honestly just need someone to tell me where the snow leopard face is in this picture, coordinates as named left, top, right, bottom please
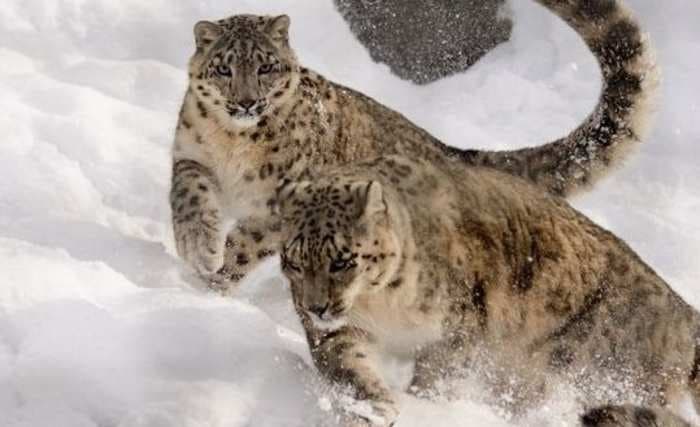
left=188, top=14, right=299, bottom=129
left=276, top=179, right=401, bottom=329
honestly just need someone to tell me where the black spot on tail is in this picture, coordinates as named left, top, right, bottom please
left=575, top=0, right=617, bottom=22
left=606, top=69, right=642, bottom=106
left=581, top=67, right=643, bottom=152
left=584, top=111, right=620, bottom=150
left=595, top=19, right=643, bottom=69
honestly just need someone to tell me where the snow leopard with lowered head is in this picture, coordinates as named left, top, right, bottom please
left=274, top=154, right=699, bottom=427
left=170, top=0, right=658, bottom=291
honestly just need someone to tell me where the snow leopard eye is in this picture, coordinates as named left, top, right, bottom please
left=258, top=63, right=274, bottom=75
left=215, top=64, right=232, bottom=76
left=329, top=258, right=357, bottom=274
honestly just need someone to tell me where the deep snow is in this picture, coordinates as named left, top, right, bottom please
left=0, top=1, right=699, bottom=426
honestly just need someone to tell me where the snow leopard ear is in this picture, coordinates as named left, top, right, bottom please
left=266, top=15, right=290, bottom=42
left=358, top=181, right=387, bottom=219
left=194, top=21, right=223, bottom=50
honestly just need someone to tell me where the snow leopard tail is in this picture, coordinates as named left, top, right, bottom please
left=580, top=404, right=691, bottom=427
left=458, top=0, right=660, bottom=198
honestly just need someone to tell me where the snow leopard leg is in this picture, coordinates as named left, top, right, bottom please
left=306, top=322, right=398, bottom=427
left=208, top=215, right=281, bottom=293
left=170, top=159, right=226, bottom=276
left=409, top=333, right=472, bottom=400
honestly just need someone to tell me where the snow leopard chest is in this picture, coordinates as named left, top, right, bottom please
left=175, top=128, right=299, bottom=220
left=351, top=292, right=445, bottom=356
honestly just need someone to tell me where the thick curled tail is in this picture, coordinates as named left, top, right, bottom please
left=457, top=0, right=660, bottom=198
left=580, top=405, right=691, bottom=427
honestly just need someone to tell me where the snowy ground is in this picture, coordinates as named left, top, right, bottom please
left=1, top=0, right=699, bottom=426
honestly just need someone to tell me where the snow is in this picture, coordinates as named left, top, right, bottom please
left=1, top=0, right=698, bottom=426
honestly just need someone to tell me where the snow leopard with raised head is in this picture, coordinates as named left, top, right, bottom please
left=170, top=0, right=658, bottom=290
left=273, top=154, right=699, bottom=427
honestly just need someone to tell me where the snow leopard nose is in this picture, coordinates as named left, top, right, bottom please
left=238, top=99, right=256, bottom=110
left=308, top=303, right=329, bottom=319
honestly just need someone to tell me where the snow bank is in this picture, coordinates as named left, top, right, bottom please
left=1, top=0, right=698, bottom=426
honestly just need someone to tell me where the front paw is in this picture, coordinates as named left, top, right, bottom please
left=174, top=216, right=224, bottom=275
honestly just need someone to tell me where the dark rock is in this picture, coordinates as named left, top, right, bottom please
left=334, top=0, right=513, bottom=84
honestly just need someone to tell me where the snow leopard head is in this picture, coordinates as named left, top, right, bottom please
left=188, top=14, right=299, bottom=129
left=276, top=178, right=402, bottom=330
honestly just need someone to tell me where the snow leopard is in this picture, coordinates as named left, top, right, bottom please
left=170, top=0, right=658, bottom=291
left=273, top=154, right=699, bottom=427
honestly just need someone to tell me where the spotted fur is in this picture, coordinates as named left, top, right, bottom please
left=170, top=0, right=658, bottom=290
left=275, top=156, right=698, bottom=426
